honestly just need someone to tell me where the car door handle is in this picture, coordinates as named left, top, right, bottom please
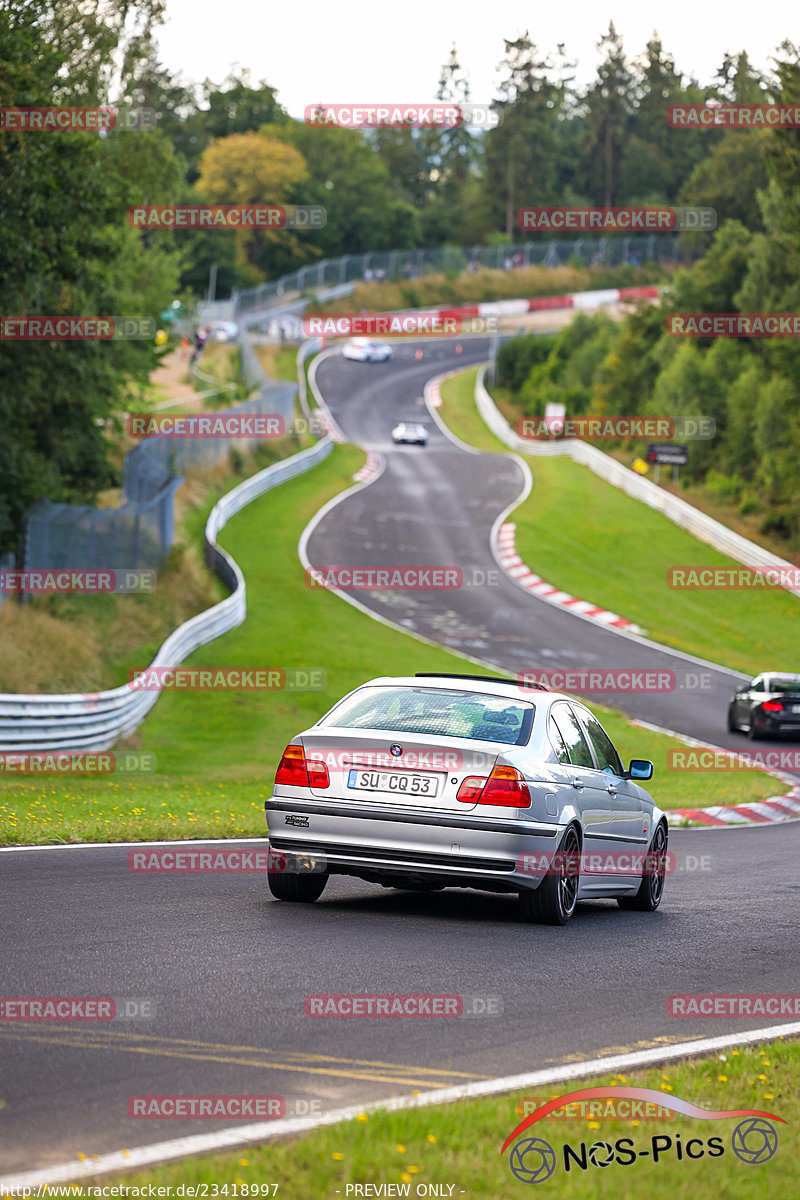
left=572, top=779, right=584, bottom=790
left=606, top=785, right=617, bottom=795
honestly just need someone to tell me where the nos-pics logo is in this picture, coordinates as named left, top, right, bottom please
left=501, top=1086, right=782, bottom=1184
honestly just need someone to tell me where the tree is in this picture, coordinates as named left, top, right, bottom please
left=267, top=121, right=421, bottom=260
left=485, top=32, right=570, bottom=235
left=0, top=0, right=181, bottom=556
left=579, top=23, right=634, bottom=206
left=622, top=36, right=712, bottom=203
left=195, top=131, right=309, bottom=278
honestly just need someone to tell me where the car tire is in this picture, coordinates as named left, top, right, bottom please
left=747, top=718, right=761, bottom=740
left=518, top=825, right=580, bottom=926
left=617, top=822, right=668, bottom=912
left=727, top=708, right=738, bottom=733
left=267, top=859, right=328, bottom=903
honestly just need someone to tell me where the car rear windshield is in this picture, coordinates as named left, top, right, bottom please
left=771, top=678, right=800, bottom=693
left=321, top=686, right=534, bottom=745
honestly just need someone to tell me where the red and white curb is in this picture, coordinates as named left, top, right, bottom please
left=668, top=791, right=800, bottom=827
left=428, top=379, right=443, bottom=407
left=631, top=721, right=800, bottom=828
left=311, top=407, right=345, bottom=444
left=415, top=285, right=660, bottom=324
left=353, top=451, right=383, bottom=484
left=496, top=523, right=643, bottom=632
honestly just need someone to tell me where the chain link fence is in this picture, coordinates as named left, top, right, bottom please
left=18, top=341, right=298, bottom=584
left=234, top=235, right=686, bottom=316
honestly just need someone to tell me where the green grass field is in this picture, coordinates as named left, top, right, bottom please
left=0, top=443, right=779, bottom=844
left=439, top=369, right=800, bottom=676
left=87, top=1037, right=798, bottom=1198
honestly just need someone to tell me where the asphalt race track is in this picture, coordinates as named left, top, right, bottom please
left=3, top=340, right=799, bottom=1176
left=1, top=823, right=797, bottom=1173
left=307, top=338, right=782, bottom=759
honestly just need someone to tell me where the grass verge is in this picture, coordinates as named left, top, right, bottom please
left=88, top=1037, right=798, bottom=1197
left=0, top=443, right=780, bottom=844
left=438, top=368, right=800, bottom=677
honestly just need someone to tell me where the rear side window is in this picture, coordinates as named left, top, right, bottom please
left=574, top=706, right=624, bottom=776
left=771, top=677, right=800, bottom=694
left=550, top=704, right=594, bottom=769
left=751, top=678, right=765, bottom=693
left=548, top=718, right=571, bottom=765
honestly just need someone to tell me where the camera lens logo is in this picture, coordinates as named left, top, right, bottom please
left=508, top=1137, right=557, bottom=1184
left=588, top=1140, right=615, bottom=1167
left=731, top=1117, right=778, bottom=1165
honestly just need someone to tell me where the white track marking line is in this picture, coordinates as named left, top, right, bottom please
left=2, top=1023, right=798, bottom=1188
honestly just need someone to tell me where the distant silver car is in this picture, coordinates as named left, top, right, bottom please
left=342, top=337, right=392, bottom=362
left=392, top=422, right=428, bottom=445
left=265, top=673, right=667, bottom=924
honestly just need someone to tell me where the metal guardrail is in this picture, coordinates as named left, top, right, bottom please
left=474, top=367, right=800, bottom=601
left=0, top=437, right=333, bottom=752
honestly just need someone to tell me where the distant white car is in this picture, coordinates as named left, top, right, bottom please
left=342, top=337, right=392, bottom=363
left=392, top=423, right=428, bottom=445
left=206, top=321, right=239, bottom=343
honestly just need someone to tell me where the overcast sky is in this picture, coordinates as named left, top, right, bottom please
left=154, top=0, right=794, bottom=114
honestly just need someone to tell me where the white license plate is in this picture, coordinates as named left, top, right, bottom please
left=347, top=768, right=439, bottom=798
left=792, top=705, right=800, bottom=714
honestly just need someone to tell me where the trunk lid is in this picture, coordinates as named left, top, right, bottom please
left=300, top=728, right=500, bottom=811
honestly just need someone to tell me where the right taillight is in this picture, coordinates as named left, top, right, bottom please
left=457, top=776, right=487, bottom=802
left=306, top=758, right=330, bottom=788
left=456, top=766, right=530, bottom=808
left=275, top=745, right=309, bottom=787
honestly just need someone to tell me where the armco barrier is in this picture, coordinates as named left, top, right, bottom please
left=475, top=367, right=800, bottom=601
left=0, top=437, right=332, bottom=753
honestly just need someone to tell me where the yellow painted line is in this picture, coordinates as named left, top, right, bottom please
left=549, top=1033, right=705, bottom=1065
left=0, top=1029, right=483, bottom=1088
left=0, top=1023, right=481, bottom=1078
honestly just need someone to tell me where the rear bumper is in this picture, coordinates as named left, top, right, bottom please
left=265, top=796, right=560, bottom=891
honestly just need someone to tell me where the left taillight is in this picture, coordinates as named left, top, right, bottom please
left=275, top=745, right=308, bottom=787
left=274, top=745, right=330, bottom=789
left=762, top=701, right=783, bottom=713
left=457, top=765, right=530, bottom=808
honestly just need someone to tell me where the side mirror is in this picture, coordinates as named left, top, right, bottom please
left=628, top=759, right=654, bottom=781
